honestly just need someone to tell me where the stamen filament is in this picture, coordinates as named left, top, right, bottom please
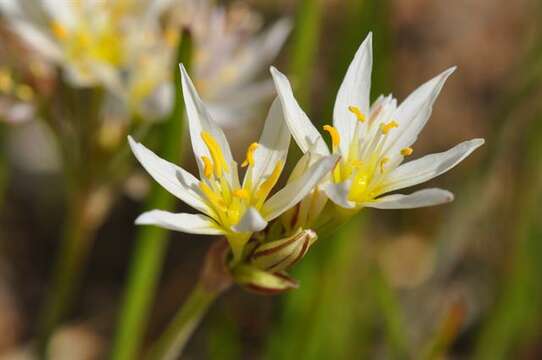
left=201, top=156, right=213, bottom=178
left=201, top=131, right=230, bottom=177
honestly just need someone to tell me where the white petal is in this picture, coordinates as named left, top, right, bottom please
left=333, top=33, right=372, bottom=154
left=41, top=0, right=77, bottom=28
left=135, top=210, right=223, bottom=235
left=8, top=20, right=63, bottom=61
left=232, top=207, right=268, bottom=233
left=128, top=136, right=210, bottom=215
left=262, top=155, right=340, bottom=221
left=247, top=97, right=290, bottom=188
left=385, top=67, right=456, bottom=156
left=214, top=18, right=292, bottom=95
left=365, top=188, right=454, bottom=209
left=270, top=66, right=329, bottom=155
left=179, top=64, right=237, bottom=182
left=324, top=180, right=356, bottom=209
left=382, top=138, right=484, bottom=193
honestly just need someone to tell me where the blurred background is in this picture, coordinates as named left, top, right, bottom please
left=1, top=0, right=541, bottom=359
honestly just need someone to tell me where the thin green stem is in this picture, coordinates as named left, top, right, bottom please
left=146, top=282, right=220, bottom=360
left=288, top=0, right=323, bottom=109
left=37, top=188, right=96, bottom=356
left=110, top=30, right=193, bottom=360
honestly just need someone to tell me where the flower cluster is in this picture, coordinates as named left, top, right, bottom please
left=130, top=34, right=484, bottom=293
left=0, top=0, right=290, bottom=125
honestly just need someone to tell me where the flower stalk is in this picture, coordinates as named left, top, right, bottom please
left=111, top=29, right=193, bottom=360
left=147, top=239, right=232, bottom=360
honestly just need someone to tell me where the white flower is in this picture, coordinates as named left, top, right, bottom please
left=161, top=0, right=292, bottom=127
left=0, top=0, right=291, bottom=127
left=129, top=65, right=338, bottom=262
left=271, top=33, right=484, bottom=211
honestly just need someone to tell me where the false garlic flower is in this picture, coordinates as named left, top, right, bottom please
left=161, top=0, right=292, bottom=126
left=0, top=0, right=291, bottom=126
left=271, top=33, right=484, bottom=211
left=129, top=65, right=338, bottom=263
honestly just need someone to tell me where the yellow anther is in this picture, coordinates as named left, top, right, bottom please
left=233, top=188, right=249, bottom=199
left=0, top=69, right=13, bottom=93
left=201, top=131, right=229, bottom=177
left=201, top=156, right=213, bottom=178
left=323, top=125, right=340, bottom=149
left=15, top=85, right=34, bottom=101
left=380, top=157, right=390, bottom=173
left=50, top=21, right=68, bottom=39
left=380, top=120, right=399, bottom=135
left=348, top=105, right=366, bottom=122
left=400, top=147, right=413, bottom=156
left=241, top=142, right=259, bottom=168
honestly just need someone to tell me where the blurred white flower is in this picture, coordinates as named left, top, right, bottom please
left=129, top=66, right=337, bottom=262
left=271, top=33, right=484, bottom=211
left=0, top=0, right=291, bottom=126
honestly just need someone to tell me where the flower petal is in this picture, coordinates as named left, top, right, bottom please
left=262, top=155, right=340, bottom=221
left=381, top=138, right=484, bottom=193
left=324, top=180, right=356, bottom=209
left=180, top=64, right=237, bottom=182
left=135, top=210, right=223, bottom=235
left=270, top=66, right=329, bottom=155
left=247, top=97, right=290, bottom=188
left=128, top=136, right=210, bottom=215
left=333, top=32, right=372, bottom=154
left=364, top=188, right=454, bottom=209
left=384, top=67, right=456, bottom=157
left=232, top=207, right=268, bottom=233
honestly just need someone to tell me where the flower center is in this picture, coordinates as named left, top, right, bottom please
left=198, top=132, right=282, bottom=230
left=323, top=105, right=414, bottom=204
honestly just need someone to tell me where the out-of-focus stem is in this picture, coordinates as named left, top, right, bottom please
left=110, top=30, right=192, bottom=360
left=0, top=124, right=7, bottom=211
left=288, top=0, right=323, bottom=109
left=36, top=187, right=97, bottom=356
left=36, top=86, right=105, bottom=356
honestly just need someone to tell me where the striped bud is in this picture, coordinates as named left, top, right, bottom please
left=232, top=265, right=298, bottom=295
left=249, top=229, right=317, bottom=272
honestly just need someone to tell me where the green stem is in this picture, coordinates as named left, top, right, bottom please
left=147, top=282, right=221, bottom=360
left=288, top=0, right=323, bottom=108
left=37, top=188, right=96, bottom=356
left=110, top=30, right=193, bottom=360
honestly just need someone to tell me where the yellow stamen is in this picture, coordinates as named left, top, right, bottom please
left=348, top=105, right=366, bottom=122
left=50, top=21, right=68, bottom=39
left=201, top=131, right=229, bottom=177
left=255, top=161, right=283, bottom=204
left=323, top=125, right=340, bottom=150
left=380, top=120, right=399, bottom=135
left=201, top=156, right=213, bottom=178
left=233, top=188, right=249, bottom=199
left=0, top=69, right=13, bottom=93
left=380, top=157, right=390, bottom=173
left=241, top=142, right=259, bottom=168
left=199, top=182, right=226, bottom=212
left=400, top=147, right=413, bottom=156
left=15, top=85, right=34, bottom=101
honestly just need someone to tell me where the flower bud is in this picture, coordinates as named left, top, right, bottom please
left=249, top=229, right=317, bottom=272
left=232, top=265, right=298, bottom=295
